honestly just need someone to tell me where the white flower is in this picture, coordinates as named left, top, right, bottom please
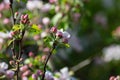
left=60, top=67, right=70, bottom=80
left=41, top=3, right=51, bottom=12
left=41, top=32, right=47, bottom=38
left=26, top=0, right=43, bottom=10
left=62, top=31, right=71, bottom=39
left=4, top=0, right=10, bottom=4
left=103, top=44, right=120, bottom=62
left=0, top=62, right=8, bottom=70
left=45, top=71, right=54, bottom=80
left=0, top=32, right=11, bottom=39
left=56, top=29, right=71, bottom=39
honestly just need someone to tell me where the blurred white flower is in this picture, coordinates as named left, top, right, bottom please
left=62, top=31, right=71, bottom=39
left=6, top=70, right=15, bottom=78
left=103, top=44, right=120, bottom=62
left=0, top=62, right=8, bottom=74
left=41, top=3, right=51, bottom=12
left=42, top=17, right=50, bottom=25
left=41, top=32, right=47, bottom=38
left=54, top=67, right=77, bottom=80
left=4, top=0, right=10, bottom=4
left=0, top=38, right=4, bottom=43
left=22, top=76, right=28, bottom=80
left=45, top=71, right=54, bottom=80
left=60, top=67, right=70, bottom=80
left=26, top=0, right=43, bottom=10
left=94, top=13, right=107, bottom=27
left=0, top=62, right=8, bottom=70
left=0, top=32, right=12, bottom=39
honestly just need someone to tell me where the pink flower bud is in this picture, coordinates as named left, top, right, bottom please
left=109, top=76, right=115, bottom=80
left=10, top=31, right=16, bottom=37
left=22, top=70, right=31, bottom=77
left=9, top=60, right=15, bottom=65
left=3, top=18, right=10, bottom=24
left=14, top=12, right=19, bottom=18
left=62, top=38, right=68, bottom=43
left=41, top=55, right=47, bottom=62
left=24, top=14, right=28, bottom=19
left=50, top=27, right=57, bottom=33
left=49, top=0, right=57, bottom=3
left=20, top=65, right=28, bottom=72
left=6, top=70, right=15, bottom=78
left=21, top=15, right=24, bottom=20
left=28, top=63, right=33, bottom=68
left=28, top=51, right=34, bottom=57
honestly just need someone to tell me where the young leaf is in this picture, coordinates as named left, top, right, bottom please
left=65, top=44, right=70, bottom=48
left=8, top=39, right=14, bottom=46
left=29, top=24, right=41, bottom=35
left=12, top=25, right=20, bottom=31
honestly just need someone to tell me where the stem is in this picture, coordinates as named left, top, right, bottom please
left=10, top=1, right=23, bottom=80
left=10, top=0, right=16, bottom=57
left=16, top=62, right=19, bottom=80
left=41, top=42, right=56, bottom=80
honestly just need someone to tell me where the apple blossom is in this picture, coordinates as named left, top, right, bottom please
left=56, top=30, right=63, bottom=38
left=0, top=62, right=8, bottom=70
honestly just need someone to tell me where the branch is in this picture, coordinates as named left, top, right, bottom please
left=41, top=41, right=56, bottom=80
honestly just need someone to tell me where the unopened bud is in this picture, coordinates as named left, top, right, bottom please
left=20, top=65, right=28, bottom=72
left=41, top=55, right=47, bottom=62
left=22, top=70, right=31, bottom=77
left=24, top=14, right=28, bottom=19
left=50, top=27, right=57, bottom=33
left=29, top=51, right=34, bottom=57
left=14, top=12, right=19, bottom=19
left=109, top=76, right=115, bottom=80
left=9, top=60, right=15, bottom=65
left=62, top=38, right=68, bottom=43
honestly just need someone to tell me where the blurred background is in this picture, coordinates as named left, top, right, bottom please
left=0, top=0, right=120, bottom=80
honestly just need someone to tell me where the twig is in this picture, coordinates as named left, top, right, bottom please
left=9, top=1, right=24, bottom=80
left=41, top=41, right=56, bottom=80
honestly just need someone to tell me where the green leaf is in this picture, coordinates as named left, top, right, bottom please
left=52, top=13, right=62, bottom=25
left=12, top=25, right=20, bottom=31
left=16, top=0, right=20, bottom=2
left=65, top=44, right=70, bottom=48
left=52, top=49, right=57, bottom=54
left=0, top=75, right=5, bottom=79
left=8, top=39, right=14, bottom=46
left=29, top=24, right=41, bottom=35
left=0, top=54, right=7, bottom=58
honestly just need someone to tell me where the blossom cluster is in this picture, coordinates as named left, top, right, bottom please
left=0, top=62, right=15, bottom=79
left=109, top=76, right=120, bottom=80
left=50, top=27, right=71, bottom=43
